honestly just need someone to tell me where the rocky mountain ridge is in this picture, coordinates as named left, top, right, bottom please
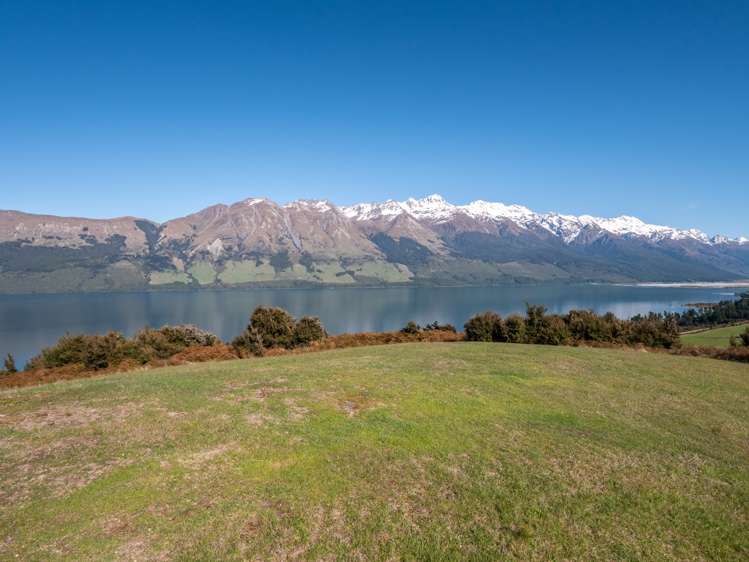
left=1, top=195, right=747, bottom=293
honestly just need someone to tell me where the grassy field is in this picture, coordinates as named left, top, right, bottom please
left=681, top=323, right=749, bottom=348
left=1, top=343, right=748, bottom=561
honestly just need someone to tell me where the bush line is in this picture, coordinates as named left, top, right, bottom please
left=2, top=304, right=747, bottom=387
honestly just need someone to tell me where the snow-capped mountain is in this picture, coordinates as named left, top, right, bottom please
left=342, top=194, right=740, bottom=246
left=1, top=195, right=747, bottom=293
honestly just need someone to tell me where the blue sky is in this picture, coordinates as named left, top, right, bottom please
left=1, top=1, right=747, bottom=236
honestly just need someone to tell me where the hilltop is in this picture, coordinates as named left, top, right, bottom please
left=1, top=343, right=747, bottom=560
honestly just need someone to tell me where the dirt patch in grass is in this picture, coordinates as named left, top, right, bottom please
left=115, top=537, right=169, bottom=562
left=253, top=386, right=300, bottom=401
left=338, top=394, right=384, bottom=418
left=2, top=402, right=141, bottom=432
left=246, top=412, right=278, bottom=426
left=2, top=457, right=134, bottom=505
left=181, top=443, right=237, bottom=469
left=0, top=434, right=99, bottom=467
left=282, top=397, right=310, bottom=421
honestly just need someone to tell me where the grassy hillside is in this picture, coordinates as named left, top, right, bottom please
left=681, top=323, right=749, bottom=348
left=1, top=343, right=748, bottom=561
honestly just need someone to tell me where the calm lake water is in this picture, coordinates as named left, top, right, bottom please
left=0, top=284, right=743, bottom=368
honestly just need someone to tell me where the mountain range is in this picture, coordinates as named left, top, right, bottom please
left=1, top=195, right=747, bottom=293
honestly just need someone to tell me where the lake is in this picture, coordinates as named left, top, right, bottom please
left=0, top=284, right=744, bottom=368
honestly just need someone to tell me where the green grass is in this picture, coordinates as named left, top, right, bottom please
left=1, top=343, right=748, bottom=561
left=187, top=262, right=218, bottom=285
left=148, top=270, right=191, bottom=286
left=681, top=323, right=749, bottom=347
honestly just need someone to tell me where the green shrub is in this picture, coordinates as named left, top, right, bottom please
left=132, top=328, right=181, bottom=361
left=463, top=306, right=681, bottom=349
left=157, top=325, right=218, bottom=347
left=28, top=332, right=131, bottom=370
left=504, top=315, right=527, bottom=343
left=82, top=332, right=131, bottom=369
left=524, top=304, right=547, bottom=342
left=534, top=315, right=570, bottom=346
left=294, top=316, right=327, bottom=346
left=27, top=325, right=221, bottom=371
left=232, top=327, right=265, bottom=357
left=400, top=321, right=421, bottom=335
left=731, top=327, right=749, bottom=347
left=250, top=306, right=296, bottom=349
left=628, top=314, right=680, bottom=349
left=423, top=321, right=456, bottom=333
left=491, top=317, right=509, bottom=342
left=233, top=307, right=327, bottom=354
left=464, top=312, right=502, bottom=342
left=567, top=310, right=607, bottom=342
left=521, top=305, right=568, bottom=345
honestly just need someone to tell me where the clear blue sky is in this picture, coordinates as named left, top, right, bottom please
left=1, top=1, right=747, bottom=236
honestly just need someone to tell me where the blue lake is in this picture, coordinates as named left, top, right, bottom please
left=0, top=284, right=743, bottom=368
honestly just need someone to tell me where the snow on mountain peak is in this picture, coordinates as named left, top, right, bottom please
left=461, top=200, right=537, bottom=222
left=242, top=197, right=269, bottom=206
left=340, top=194, right=740, bottom=245
left=401, top=194, right=455, bottom=219
left=285, top=199, right=334, bottom=213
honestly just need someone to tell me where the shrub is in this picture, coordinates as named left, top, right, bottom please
left=233, top=307, right=328, bottom=354
left=133, top=328, right=181, bottom=361
left=232, top=327, right=265, bottom=357
left=400, top=321, right=421, bottom=335
left=82, top=332, right=131, bottom=369
left=294, top=316, right=327, bottom=346
left=28, top=334, right=86, bottom=370
left=524, top=304, right=547, bottom=342
left=168, top=343, right=238, bottom=364
left=423, top=321, right=457, bottom=333
left=464, top=311, right=502, bottom=342
left=677, top=345, right=749, bottom=363
left=463, top=305, right=683, bottom=349
left=4, top=353, right=17, bottom=374
left=628, top=314, right=680, bottom=349
left=566, top=309, right=613, bottom=342
left=731, top=327, right=749, bottom=347
left=249, top=306, right=296, bottom=349
left=491, top=316, right=509, bottom=342
left=27, top=325, right=221, bottom=371
left=504, top=315, right=527, bottom=343
left=157, top=325, right=218, bottom=347
left=534, top=315, right=570, bottom=346
left=132, top=325, right=218, bottom=362
left=28, top=332, right=131, bottom=371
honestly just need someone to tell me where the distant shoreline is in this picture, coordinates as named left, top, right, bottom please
left=616, top=282, right=749, bottom=289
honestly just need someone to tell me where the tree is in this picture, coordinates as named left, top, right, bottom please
left=4, top=353, right=17, bottom=374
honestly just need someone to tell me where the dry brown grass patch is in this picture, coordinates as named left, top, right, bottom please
left=2, top=401, right=140, bottom=432
left=180, top=443, right=237, bottom=469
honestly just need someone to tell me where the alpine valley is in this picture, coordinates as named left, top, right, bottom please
left=1, top=195, right=747, bottom=294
